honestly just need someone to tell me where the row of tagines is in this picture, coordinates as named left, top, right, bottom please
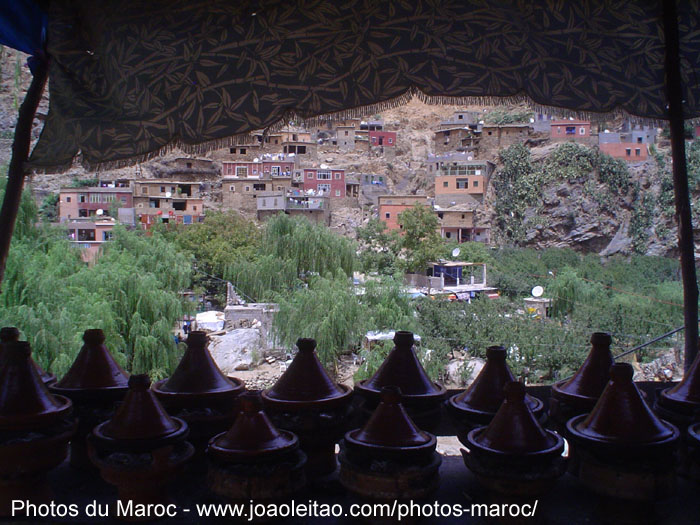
left=0, top=327, right=699, bottom=520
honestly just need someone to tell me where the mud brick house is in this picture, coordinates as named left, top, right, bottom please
left=378, top=194, right=430, bottom=231
left=256, top=190, right=330, bottom=225
left=435, top=203, right=490, bottom=243
left=59, top=186, right=133, bottom=221
left=479, top=123, right=532, bottom=150
left=438, top=111, right=480, bottom=130
left=221, top=159, right=295, bottom=213
left=300, top=167, right=346, bottom=198
left=433, top=126, right=480, bottom=155
left=132, top=180, right=204, bottom=228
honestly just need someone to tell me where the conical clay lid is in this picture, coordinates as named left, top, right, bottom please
left=99, top=375, right=182, bottom=441
left=473, top=382, right=557, bottom=454
left=452, top=346, right=540, bottom=414
left=570, top=363, right=676, bottom=444
left=659, top=344, right=700, bottom=410
left=351, top=386, right=432, bottom=449
left=552, top=332, right=613, bottom=402
left=0, top=341, right=72, bottom=430
left=0, top=326, right=55, bottom=385
left=53, top=329, right=129, bottom=391
left=209, top=392, right=297, bottom=459
left=360, top=331, right=443, bottom=396
left=156, top=331, right=240, bottom=394
left=265, top=338, right=347, bottom=402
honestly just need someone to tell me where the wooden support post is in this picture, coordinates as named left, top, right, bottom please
left=0, top=58, right=49, bottom=290
left=663, top=0, right=699, bottom=370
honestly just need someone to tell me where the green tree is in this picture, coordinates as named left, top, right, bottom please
left=356, top=217, right=400, bottom=275
left=397, top=204, right=444, bottom=273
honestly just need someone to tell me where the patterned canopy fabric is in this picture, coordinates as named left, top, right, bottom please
left=27, top=0, right=700, bottom=172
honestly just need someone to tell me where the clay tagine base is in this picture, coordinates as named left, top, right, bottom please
left=90, top=441, right=194, bottom=522
left=0, top=420, right=76, bottom=517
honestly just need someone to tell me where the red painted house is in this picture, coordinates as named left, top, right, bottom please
left=369, top=131, right=396, bottom=147
left=301, top=168, right=346, bottom=197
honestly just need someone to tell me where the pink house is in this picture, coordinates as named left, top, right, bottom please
left=301, top=168, right=345, bottom=197
left=550, top=120, right=591, bottom=141
left=221, top=160, right=294, bottom=178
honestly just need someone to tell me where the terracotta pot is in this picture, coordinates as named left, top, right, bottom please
left=51, top=329, right=130, bottom=470
left=0, top=326, right=55, bottom=385
left=463, top=382, right=566, bottom=497
left=89, top=374, right=193, bottom=521
left=152, top=331, right=245, bottom=454
left=0, top=341, right=76, bottom=516
left=567, top=363, right=679, bottom=522
left=262, top=338, right=353, bottom=479
left=339, top=386, right=441, bottom=500
left=207, top=391, right=306, bottom=505
left=550, top=332, right=613, bottom=429
left=354, top=331, right=445, bottom=431
left=448, top=346, right=544, bottom=440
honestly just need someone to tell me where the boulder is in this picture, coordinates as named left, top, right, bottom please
left=208, top=328, right=265, bottom=374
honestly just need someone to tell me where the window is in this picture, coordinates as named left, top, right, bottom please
left=307, top=172, right=313, bottom=179
left=487, top=131, right=492, bottom=136
left=120, top=197, right=127, bottom=203
left=103, top=231, right=113, bottom=241
left=626, top=148, right=632, bottom=156
left=371, top=136, right=377, bottom=144
left=236, top=166, right=248, bottom=177
left=271, top=166, right=280, bottom=176
left=88, top=194, right=99, bottom=203
left=186, top=162, right=192, bottom=169
left=557, top=127, right=562, bottom=134
left=317, top=184, right=331, bottom=193
left=261, top=199, right=266, bottom=207
left=461, top=214, right=465, bottom=219
left=388, top=138, right=393, bottom=144
left=579, top=127, right=585, bottom=135
left=79, top=194, right=86, bottom=203
left=635, top=148, right=641, bottom=156
left=385, top=212, right=390, bottom=218
left=78, top=229, right=95, bottom=241
left=335, top=173, right=341, bottom=179
left=566, top=126, right=576, bottom=135
left=253, top=183, right=266, bottom=191
left=317, top=170, right=331, bottom=180
left=473, top=180, right=479, bottom=187
left=637, top=137, right=643, bottom=143
left=457, top=179, right=469, bottom=189
left=240, top=148, right=246, bottom=154
left=229, top=147, right=235, bottom=154
left=245, top=186, right=251, bottom=192
left=230, top=185, right=235, bottom=191
left=173, top=201, right=186, bottom=211
left=335, top=190, right=341, bottom=197
left=443, top=181, right=449, bottom=188
left=79, top=209, right=88, bottom=217
left=102, top=193, right=115, bottom=203
left=193, top=206, right=197, bottom=211
left=345, top=131, right=349, bottom=136
left=446, top=232, right=451, bottom=239
left=277, top=186, right=284, bottom=190
left=66, top=197, right=71, bottom=203
left=160, top=186, right=165, bottom=192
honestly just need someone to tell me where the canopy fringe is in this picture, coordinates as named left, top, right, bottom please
left=29, top=86, right=691, bottom=174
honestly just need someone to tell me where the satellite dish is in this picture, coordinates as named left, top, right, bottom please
left=165, top=191, right=172, bottom=198
left=320, top=163, right=329, bottom=169
left=253, top=157, right=259, bottom=162
left=532, top=286, right=544, bottom=298
left=96, top=209, right=104, bottom=216
left=451, top=247, right=461, bottom=258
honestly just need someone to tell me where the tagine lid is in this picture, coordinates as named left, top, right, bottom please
left=659, top=348, right=700, bottom=410
left=97, top=375, right=185, bottom=442
left=568, top=363, right=678, bottom=445
left=450, top=346, right=542, bottom=415
left=471, top=382, right=558, bottom=454
left=52, top=329, right=129, bottom=392
left=263, top=338, right=352, bottom=405
left=153, top=331, right=243, bottom=396
left=552, top=332, right=614, bottom=403
left=357, top=331, right=445, bottom=398
left=0, top=326, right=56, bottom=385
left=0, top=341, right=72, bottom=430
left=346, top=386, right=435, bottom=452
left=209, top=392, right=298, bottom=460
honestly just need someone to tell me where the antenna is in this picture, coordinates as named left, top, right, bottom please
left=531, top=286, right=544, bottom=298
left=451, top=247, right=461, bottom=258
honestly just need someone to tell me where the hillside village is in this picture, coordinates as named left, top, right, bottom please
left=24, top=99, right=686, bottom=261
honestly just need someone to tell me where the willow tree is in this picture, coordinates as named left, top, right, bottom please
left=263, top=214, right=355, bottom=277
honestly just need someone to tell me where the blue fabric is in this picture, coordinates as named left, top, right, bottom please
left=0, top=0, right=47, bottom=61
